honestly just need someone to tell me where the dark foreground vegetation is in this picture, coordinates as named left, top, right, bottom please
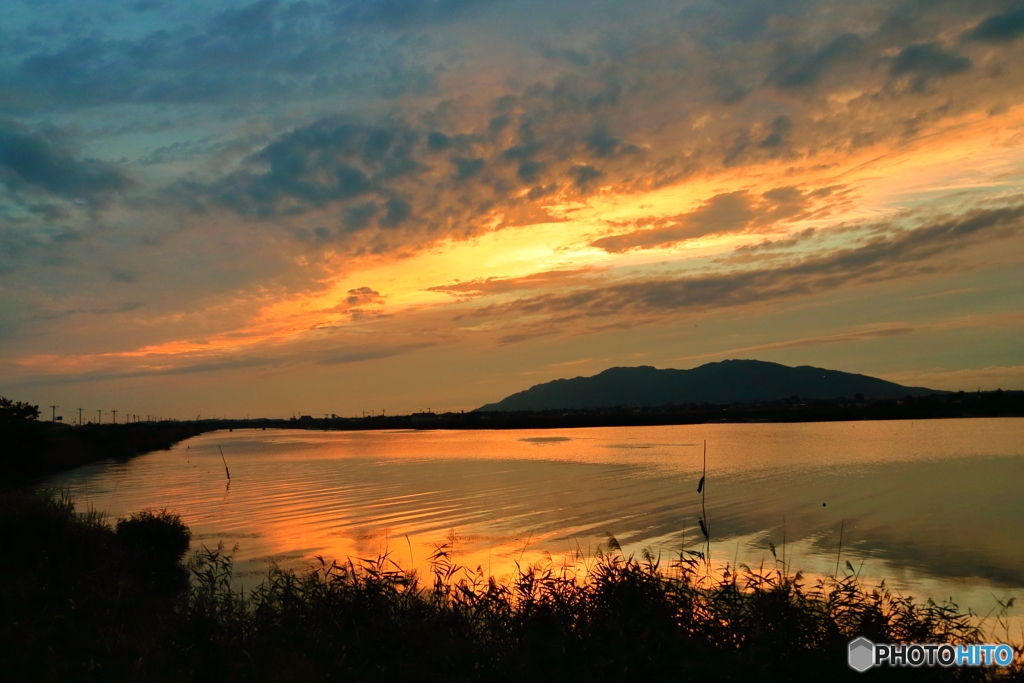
left=3, top=489, right=1021, bottom=683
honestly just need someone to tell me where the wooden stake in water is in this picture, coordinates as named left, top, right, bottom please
left=218, top=445, right=231, bottom=480
left=698, top=439, right=709, bottom=567
left=834, top=519, right=844, bottom=579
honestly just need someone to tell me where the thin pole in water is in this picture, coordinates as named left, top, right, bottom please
left=218, top=445, right=231, bottom=480
left=698, top=439, right=709, bottom=569
left=834, top=519, right=844, bottom=579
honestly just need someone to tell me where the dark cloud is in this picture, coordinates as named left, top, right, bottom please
left=679, top=0, right=810, bottom=45
left=7, top=337, right=436, bottom=386
left=890, top=42, right=971, bottom=91
left=570, top=164, right=603, bottom=189
left=451, top=156, right=484, bottom=180
left=179, top=82, right=647, bottom=250
left=758, top=115, right=792, bottom=148
left=0, top=0, right=439, bottom=114
left=0, top=119, right=133, bottom=205
left=342, top=201, right=379, bottom=232
left=308, top=285, right=387, bottom=321
left=584, top=128, right=620, bottom=157
left=726, top=227, right=820, bottom=262
left=209, top=120, right=421, bottom=217
left=496, top=328, right=559, bottom=345
left=709, top=72, right=751, bottom=104
left=316, top=341, right=434, bottom=365
left=114, top=0, right=1024, bottom=260
left=534, top=41, right=591, bottom=68
left=489, top=202, right=1024, bottom=321
left=516, top=160, right=545, bottom=182
left=4, top=355, right=284, bottom=386
left=344, top=286, right=382, bottom=306
left=427, top=132, right=452, bottom=151
left=330, top=0, right=504, bottom=29
left=210, top=0, right=279, bottom=37
left=429, top=267, right=601, bottom=297
left=590, top=187, right=816, bottom=253
left=488, top=115, right=512, bottom=135
left=961, top=8, right=1024, bottom=43
left=381, top=197, right=411, bottom=227
left=764, top=33, right=864, bottom=89
left=7, top=0, right=1020, bottom=303
left=502, top=142, right=544, bottom=161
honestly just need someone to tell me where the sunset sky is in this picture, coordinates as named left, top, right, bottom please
left=2, top=0, right=1024, bottom=419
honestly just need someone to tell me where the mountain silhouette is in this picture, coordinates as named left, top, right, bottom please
left=476, top=359, right=937, bottom=411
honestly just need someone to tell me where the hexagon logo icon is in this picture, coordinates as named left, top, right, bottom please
left=849, top=637, right=875, bottom=672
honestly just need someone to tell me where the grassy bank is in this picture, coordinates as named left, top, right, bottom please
left=3, top=489, right=1021, bottom=682
left=0, top=421, right=215, bottom=486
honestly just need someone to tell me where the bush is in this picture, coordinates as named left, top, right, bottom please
left=116, top=509, right=192, bottom=565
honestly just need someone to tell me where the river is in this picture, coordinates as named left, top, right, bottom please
left=41, top=418, right=1024, bottom=634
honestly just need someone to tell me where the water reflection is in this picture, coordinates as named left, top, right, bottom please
left=41, top=420, right=1024, bottom=616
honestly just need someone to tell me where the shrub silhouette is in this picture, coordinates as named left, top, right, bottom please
left=116, top=509, right=191, bottom=564
left=116, top=509, right=192, bottom=593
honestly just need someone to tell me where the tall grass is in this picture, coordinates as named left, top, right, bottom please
left=3, top=488, right=1022, bottom=682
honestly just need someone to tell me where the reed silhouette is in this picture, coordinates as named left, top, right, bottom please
left=3, top=489, right=1021, bottom=682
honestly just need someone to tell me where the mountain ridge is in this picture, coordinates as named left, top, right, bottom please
left=476, top=359, right=938, bottom=412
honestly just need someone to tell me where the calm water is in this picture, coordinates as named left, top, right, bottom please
left=41, top=419, right=1024, bottom=626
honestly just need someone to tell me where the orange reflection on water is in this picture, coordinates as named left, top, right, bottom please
left=42, top=421, right=1024, bottom=627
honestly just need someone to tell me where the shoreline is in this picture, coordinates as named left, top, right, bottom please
left=2, top=421, right=217, bottom=488
left=194, top=389, right=1024, bottom=431
left=6, top=390, right=1020, bottom=486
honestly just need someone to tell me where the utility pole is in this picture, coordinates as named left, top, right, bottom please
left=97, top=410, right=102, bottom=424
left=78, top=407, right=83, bottom=426
left=111, top=410, right=117, bottom=424
left=50, top=405, right=58, bottom=422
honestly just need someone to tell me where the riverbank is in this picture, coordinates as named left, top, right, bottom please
left=4, top=488, right=1021, bottom=682
left=123, top=389, right=1023, bottom=435
left=1, top=421, right=216, bottom=487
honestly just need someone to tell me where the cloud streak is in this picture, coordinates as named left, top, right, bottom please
left=475, top=202, right=1024, bottom=322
